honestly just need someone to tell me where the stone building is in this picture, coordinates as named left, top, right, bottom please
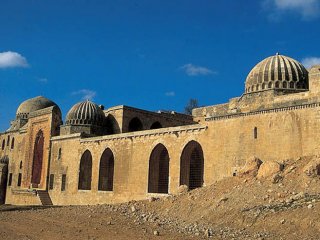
left=0, top=54, right=320, bottom=205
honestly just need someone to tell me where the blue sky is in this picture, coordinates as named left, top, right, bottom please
left=1, top=0, right=320, bottom=131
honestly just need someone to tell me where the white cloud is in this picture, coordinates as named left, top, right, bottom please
left=301, top=57, right=320, bottom=68
left=264, top=0, right=320, bottom=20
left=180, top=63, right=217, bottom=76
left=165, top=91, right=175, bottom=97
left=72, top=89, right=96, bottom=100
left=0, top=51, right=29, bottom=68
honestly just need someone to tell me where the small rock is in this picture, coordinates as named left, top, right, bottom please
left=308, top=204, right=313, bottom=209
left=280, top=219, right=285, bottom=224
left=131, top=206, right=136, bottom=212
left=153, top=230, right=159, bottom=236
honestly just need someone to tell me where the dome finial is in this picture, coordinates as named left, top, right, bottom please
left=276, top=52, right=279, bottom=56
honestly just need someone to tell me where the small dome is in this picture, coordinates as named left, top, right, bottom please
left=245, top=54, right=309, bottom=94
left=65, top=100, right=105, bottom=126
left=16, top=96, right=58, bottom=119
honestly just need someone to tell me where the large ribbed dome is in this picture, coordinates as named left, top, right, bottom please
left=65, top=100, right=105, bottom=126
left=16, top=96, right=58, bottom=119
left=245, top=54, right=308, bottom=94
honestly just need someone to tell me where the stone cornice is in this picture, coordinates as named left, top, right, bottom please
left=206, top=102, right=320, bottom=121
left=80, top=124, right=207, bottom=143
left=51, top=133, right=82, bottom=141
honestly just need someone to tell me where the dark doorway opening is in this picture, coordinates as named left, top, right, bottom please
left=150, top=121, right=162, bottom=129
left=148, top=144, right=169, bottom=193
left=128, top=117, right=143, bottom=132
left=179, top=141, right=204, bottom=190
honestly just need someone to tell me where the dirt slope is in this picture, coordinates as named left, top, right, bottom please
left=1, top=155, right=320, bottom=239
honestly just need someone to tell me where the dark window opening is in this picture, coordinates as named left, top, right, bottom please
left=58, top=148, right=62, bottom=160
left=17, top=173, right=22, bottom=187
left=11, top=137, right=15, bottom=149
left=180, top=141, right=204, bottom=190
left=2, top=140, right=5, bottom=150
left=233, top=170, right=237, bottom=177
left=98, top=148, right=114, bottom=191
left=268, top=82, right=272, bottom=88
left=7, top=136, right=10, bottom=146
left=61, top=174, right=66, bottom=191
left=290, top=82, right=294, bottom=89
left=254, top=127, right=258, bottom=139
left=49, top=174, right=54, bottom=190
left=19, top=161, right=23, bottom=169
left=316, top=165, right=320, bottom=176
left=150, top=121, right=162, bottom=129
left=78, top=150, right=92, bottom=190
left=128, top=117, right=143, bottom=132
left=283, top=81, right=287, bottom=88
left=8, top=173, right=12, bottom=186
left=275, top=81, right=279, bottom=88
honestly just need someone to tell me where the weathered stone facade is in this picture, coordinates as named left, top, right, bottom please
left=1, top=54, right=320, bottom=205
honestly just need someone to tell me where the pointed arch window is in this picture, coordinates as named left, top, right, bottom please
left=78, top=150, right=92, bottom=190
left=98, top=148, right=114, bottom=191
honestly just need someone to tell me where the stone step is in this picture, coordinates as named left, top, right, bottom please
left=37, top=190, right=53, bottom=206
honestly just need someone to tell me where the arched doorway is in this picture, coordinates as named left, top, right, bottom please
left=148, top=144, right=169, bottom=193
left=78, top=150, right=92, bottom=190
left=98, top=148, right=114, bottom=191
left=179, top=141, right=204, bottom=190
left=31, top=130, right=44, bottom=187
left=128, top=117, right=143, bottom=132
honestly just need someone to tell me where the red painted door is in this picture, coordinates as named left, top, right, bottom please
left=31, top=130, right=44, bottom=186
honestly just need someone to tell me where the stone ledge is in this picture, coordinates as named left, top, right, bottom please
left=11, top=189, right=37, bottom=195
left=206, top=102, right=320, bottom=121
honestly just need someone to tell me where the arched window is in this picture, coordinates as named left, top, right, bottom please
left=78, top=150, right=92, bottom=190
left=128, top=117, right=143, bottom=132
left=262, top=83, right=266, bottom=90
left=7, top=136, right=10, bottom=146
left=98, top=148, right=114, bottom=191
left=283, top=81, right=287, bottom=88
left=148, top=144, right=169, bottom=194
left=31, top=130, right=44, bottom=186
left=254, top=127, right=258, bottom=139
left=255, top=85, right=259, bottom=91
left=275, top=81, right=279, bottom=88
left=150, top=121, right=162, bottom=129
left=290, top=82, right=294, bottom=89
left=180, top=141, right=204, bottom=190
left=19, top=161, right=23, bottom=169
left=105, top=115, right=120, bottom=134
left=268, top=82, right=272, bottom=89
left=11, top=137, right=15, bottom=149
left=1, top=140, right=5, bottom=150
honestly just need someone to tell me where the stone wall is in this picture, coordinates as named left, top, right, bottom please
left=5, top=101, right=317, bottom=206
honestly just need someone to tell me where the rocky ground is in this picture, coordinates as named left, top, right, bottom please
left=1, top=155, right=320, bottom=239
